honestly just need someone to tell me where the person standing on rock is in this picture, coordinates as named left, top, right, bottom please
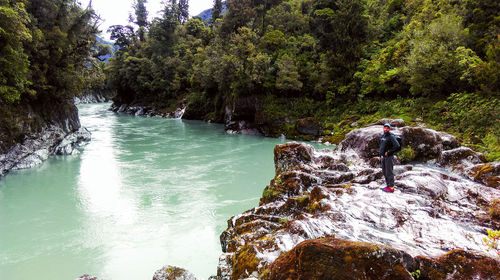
left=379, top=123, right=400, bottom=193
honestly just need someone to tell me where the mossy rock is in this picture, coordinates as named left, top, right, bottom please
left=414, top=249, right=500, bottom=280
left=322, top=133, right=346, bottom=144
left=471, top=163, right=500, bottom=189
left=269, top=237, right=414, bottom=280
left=232, top=245, right=260, bottom=279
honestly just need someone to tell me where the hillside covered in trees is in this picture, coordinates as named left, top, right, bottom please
left=0, top=0, right=107, bottom=153
left=107, top=0, right=499, bottom=160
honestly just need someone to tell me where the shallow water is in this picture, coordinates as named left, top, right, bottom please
left=0, top=103, right=325, bottom=279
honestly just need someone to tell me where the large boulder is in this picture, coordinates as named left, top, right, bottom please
left=339, top=125, right=382, bottom=159
left=339, top=124, right=460, bottom=161
left=402, top=126, right=459, bottom=161
left=372, top=118, right=406, bottom=127
left=216, top=142, right=500, bottom=279
left=437, top=146, right=486, bottom=167
left=268, top=238, right=500, bottom=280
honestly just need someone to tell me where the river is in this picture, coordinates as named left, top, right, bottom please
left=0, top=103, right=322, bottom=279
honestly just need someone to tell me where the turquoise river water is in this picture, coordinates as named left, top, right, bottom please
left=0, top=103, right=327, bottom=279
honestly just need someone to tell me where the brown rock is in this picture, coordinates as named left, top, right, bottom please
left=274, top=142, right=314, bottom=175
left=295, top=117, right=322, bottom=136
left=75, top=275, right=98, bottom=280
left=373, top=118, right=406, bottom=127
left=269, top=237, right=414, bottom=280
left=437, top=147, right=486, bottom=167
left=470, top=162, right=500, bottom=189
left=152, top=265, right=198, bottom=280
left=414, top=249, right=500, bottom=280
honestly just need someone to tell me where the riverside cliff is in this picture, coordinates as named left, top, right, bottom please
left=0, top=100, right=90, bottom=177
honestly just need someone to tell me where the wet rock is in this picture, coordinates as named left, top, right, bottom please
left=54, top=127, right=91, bottom=155
left=372, top=118, right=406, bottom=127
left=269, top=237, right=414, bottom=280
left=273, top=142, right=314, bottom=174
left=339, top=125, right=382, bottom=159
left=268, top=237, right=500, bottom=280
left=224, top=96, right=260, bottom=134
left=468, top=162, right=500, bottom=189
left=402, top=126, right=459, bottom=161
left=295, top=117, right=322, bottom=136
left=75, top=275, right=98, bottom=280
left=111, top=101, right=187, bottom=119
left=414, top=249, right=500, bottom=280
left=437, top=146, right=486, bottom=167
left=0, top=124, right=91, bottom=177
left=225, top=120, right=263, bottom=136
left=339, top=124, right=460, bottom=161
left=74, top=93, right=110, bottom=104
left=216, top=141, right=500, bottom=279
left=152, top=265, right=198, bottom=280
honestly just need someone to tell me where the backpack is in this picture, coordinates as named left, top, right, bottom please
left=393, top=134, right=403, bottom=153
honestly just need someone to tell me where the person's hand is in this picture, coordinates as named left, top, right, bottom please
left=378, top=157, right=382, bottom=161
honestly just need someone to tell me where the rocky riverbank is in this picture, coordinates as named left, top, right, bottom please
left=110, top=100, right=186, bottom=119
left=110, top=95, right=329, bottom=140
left=77, top=121, right=499, bottom=280
left=74, top=90, right=114, bottom=104
left=0, top=102, right=91, bottom=177
left=212, top=123, right=499, bottom=279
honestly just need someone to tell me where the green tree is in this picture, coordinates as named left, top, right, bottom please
left=404, top=15, right=469, bottom=96
left=25, top=0, right=99, bottom=99
left=211, top=0, right=223, bottom=24
left=178, top=0, right=189, bottom=24
left=133, top=0, right=148, bottom=41
left=312, top=0, right=368, bottom=100
left=0, top=0, right=32, bottom=103
left=275, top=54, right=302, bottom=91
left=464, top=0, right=500, bottom=57
left=109, top=25, right=135, bottom=49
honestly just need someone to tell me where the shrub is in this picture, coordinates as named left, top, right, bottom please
left=398, top=146, right=415, bottom=163
left=483, top=229, right=500, bottom=256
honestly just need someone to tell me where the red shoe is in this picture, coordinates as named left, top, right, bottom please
left=382, top=186, right=395, bottom=193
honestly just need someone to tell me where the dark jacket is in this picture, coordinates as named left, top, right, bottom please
left=379, top=132, right=400, bottom=157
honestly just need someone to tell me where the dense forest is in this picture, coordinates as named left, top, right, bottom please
left=0, top=0, right=498, bottom=160
left=106, top=0, right=499, bottom=160
left=0, top=0, right=105, bottom=152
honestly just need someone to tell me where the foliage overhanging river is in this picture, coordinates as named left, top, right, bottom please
left=0, top=103, right=328, bottom=279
